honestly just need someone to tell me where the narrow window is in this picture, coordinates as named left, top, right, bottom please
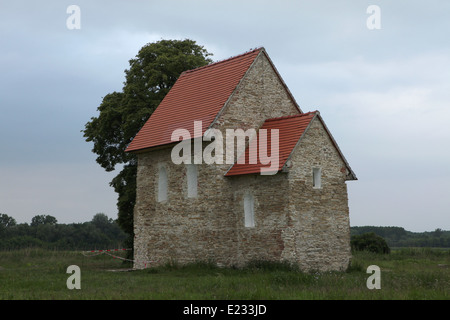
left=158, top=166, right=168, bottom=202
left=313, top=167, right=322, bottom=189
left=186, top=164, right=198, bottom=198
left=244, top=193, right=255, bottom=228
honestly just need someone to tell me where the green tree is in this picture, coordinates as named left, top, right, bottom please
left=432, top=228, right=443, bottom=237
left=91, top=213, right=111, bottom=231
left=0, top=213, right=17, bottom=228
left=351, top=232, right=391, bottom=254
left=83, top=39, right=213, bottom=243
left=30, top=215, right=57, bottom=227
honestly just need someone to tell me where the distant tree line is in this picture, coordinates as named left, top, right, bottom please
left=351, top=226, right=450, bottom=248
left=0, top=213, right=128, bottom=251
left=1, top=213, right=448, bottom=251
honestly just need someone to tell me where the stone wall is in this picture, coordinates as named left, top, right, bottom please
left=133, top=51, right=352, bottom=271
left=229, top=173, right=290, bottom=266
left=284, top=116, right=352, bottom=271
left=134, top=145, right=236, bottom=268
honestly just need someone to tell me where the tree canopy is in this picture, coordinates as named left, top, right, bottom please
left=0, top=213, right=16, bottom=229
left=30, top=214, right=57, bottom=227
left=82, top=39, right=213, bottom=242
left=351, top=232, right=391, bottom=254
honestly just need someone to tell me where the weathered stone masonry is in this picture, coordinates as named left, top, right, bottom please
left=130, top=48, right=356, bottom=271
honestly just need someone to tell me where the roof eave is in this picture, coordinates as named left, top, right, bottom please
left=125, top=141, right=178, bottom=154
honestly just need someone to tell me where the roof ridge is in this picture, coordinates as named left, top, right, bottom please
left=181, top=47, right=264, bottom=75
left=264, top=110, right=318, bottom=122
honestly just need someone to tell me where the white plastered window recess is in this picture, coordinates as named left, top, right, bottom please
left=186, top=164, right=198, bottom=198
left=158, top=165, right=168, bottom=202
left=313, top=167, right=322, bottom=189
left=244, top=193, right=255, bottom=228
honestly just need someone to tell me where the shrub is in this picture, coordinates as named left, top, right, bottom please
left=351, top=232, right=390, bottom=254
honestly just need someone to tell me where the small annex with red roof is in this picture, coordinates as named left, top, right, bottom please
left=128, top=47, right=357, bottom=272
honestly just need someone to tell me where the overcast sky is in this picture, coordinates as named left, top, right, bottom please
left=1, top=1, right=449, bottom=232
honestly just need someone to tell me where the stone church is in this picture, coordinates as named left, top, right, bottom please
left=125, top=47, right=357, bottom=271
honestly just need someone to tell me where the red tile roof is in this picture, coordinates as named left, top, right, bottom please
left=125, top=48, right=262, bottom=153
left=225, top=111, right=318, bottom=176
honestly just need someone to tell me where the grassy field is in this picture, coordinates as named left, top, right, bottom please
left=0, top=247, right=448, bottom=300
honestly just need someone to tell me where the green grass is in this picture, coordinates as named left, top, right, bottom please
left=0, top=247, right=448, bottom=299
